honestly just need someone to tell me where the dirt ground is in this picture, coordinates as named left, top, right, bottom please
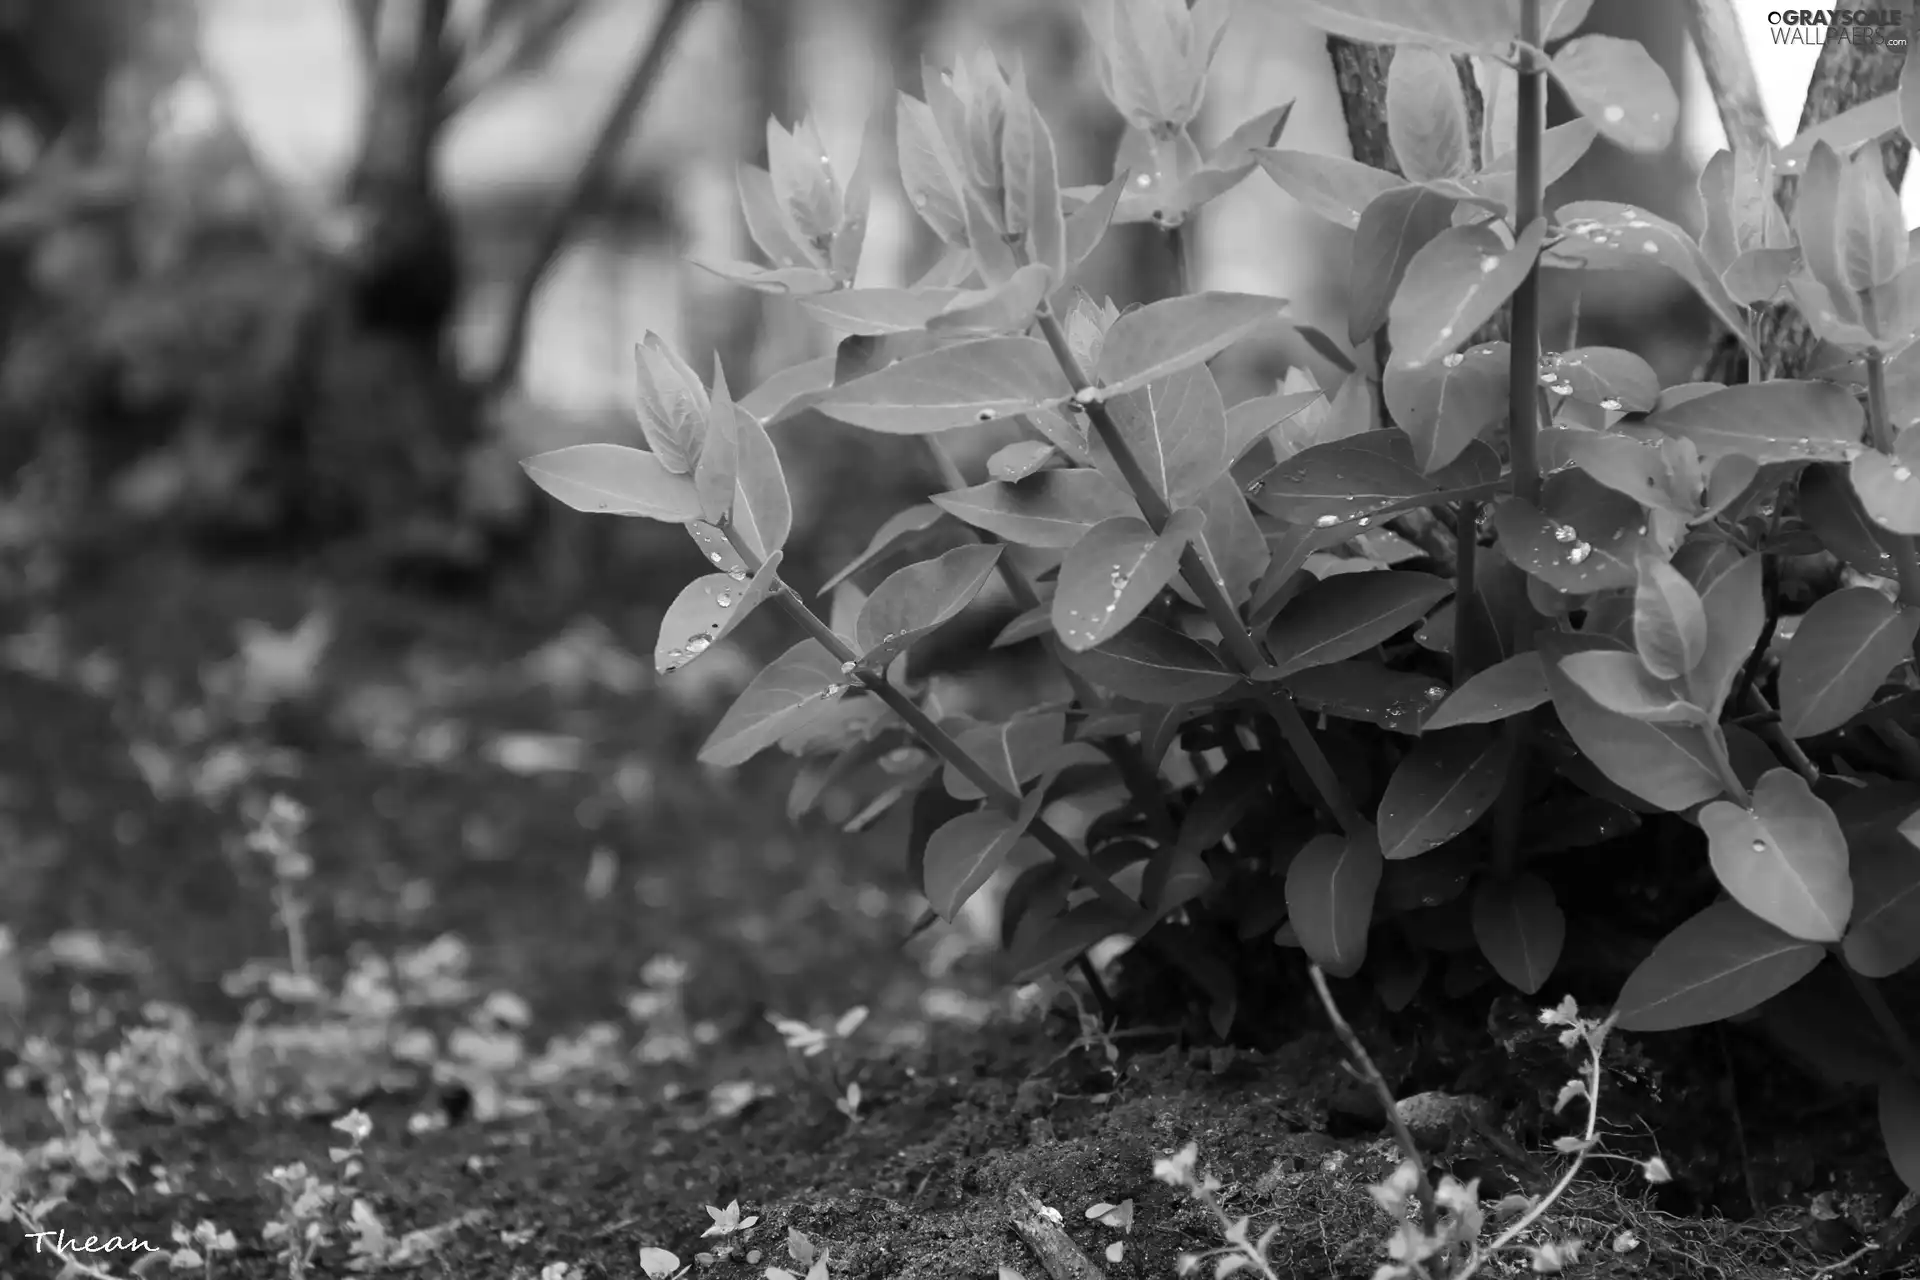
left=2, top=551, right=1916, bottom=1279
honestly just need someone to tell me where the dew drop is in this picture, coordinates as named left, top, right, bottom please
left=1899, top=464, right=1915, bottom=482
left=1135, top=172, right=1153, bottom=188
left=1604, top=105, right=1626, bottom=123
left=1314, top=513, right=1341, bottom=528
left=1641, top=240, right=1659, bottom=254
left=1437, top=325, right=1454, bottom=341
left=912, top=193, right=929, bottom=208
left=728, top=568, right=748, bottom=582
left=824, top=682, right=847, bottom=697
left=1426, top=686, right=1447, bottom=700
left=976, top=408, right=999, bottom=421
left=1247, top=480, right=1266, bottom=496
left=1443, top=353, right=1464, bottom=368
left=1548, top=382, right=1573, bottom=396
left=1479, top=255, right=1500, bottom=274
left=1551, top=522, right=1577, bottom=543
left=1567, top=542, right=1592, bottom=565
left=1357, top=516, right=1372, bottom=528
left=708, top=551, right=726, bottom=565
left=716, top=593, right=733, bottom=608
left=685, top=634, right=712, bottom=656
left=1600, top=398, right=1623, bottom=411
left=1749, top=838, right=1767, bottom=853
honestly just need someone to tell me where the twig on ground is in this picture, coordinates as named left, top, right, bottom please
left=1008, top=1183, right=1107, bottom=1280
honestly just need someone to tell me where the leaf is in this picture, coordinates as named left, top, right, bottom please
left=1227, top=389, right=1323, bottom=463
left=1851, top=447, right=1920, bottom=533
left=698, top=641, right=851, bottom=767
left=855, top=544, right=1004, bottom=666
left=1065, top=173, right=1127, bottom=267
left=1548, top=35, right=1678, bottom=153
left=742, top=355, right=837, bottom=425
left=1065, top=618, right=1241, bottom=703
left=1615, top=899, right=1826, bottom=1032
left=1803, top=462, right=1903, bottom=579
left=1378, top=727, right=1511, bottom=860
left=1099, top=363, right=1232, bottom=500
left=732, top=411, right=791, bottom=558
left=738, top=162, right=817, bottom=269
left=688, top=521, right=748, bottom=576
left=800, top=288, right=957, bottom=336
left=1471, top=874, right=1566, bottom=994
left=1277, top=0, right=1521, bottom=51
left=1386, top=45, right=1471, bottom=182
left=1253, top=429, right=1503, bottom=525
left=655, top=554, right=783, bottom=674
left=1645, top=380, right=1865, bottom=466
left=1096, top=292, right=1284, bottom=397
left=1264, top=571, right=1452, bottom=677
left=1053, top=509, right=1205, bottom=651
left=929, top=264, right=1055, bottom=337
left=1881, top=1077, right=1920, bottom=1194
left=1007, top=900, right=1135, bottom=982
left=1557, top=650, right=1703, bottom=724
left=691, top=257, right=838, bottom=295
left=1841, top=816, right=1920, bottom=978
left=1701, top=768, right=1853, bottom=944
left=1186, top=471, right=1271, bottom=606
left=1255, top=149, right=1401, bottom=229
left=1282, top=661, right=1452, bottom=734
left=633, top=335, right=710, bottom=474
left=1144, top=845, right=1214, bottom=918
left=987, top=440, right=1059, bottom=482
left=1776, top=91, right=1900, bottom=173
left=1383, top=340, right=1508, bottom=472
left=1546, top=202, right=1755, bottom=357
left=1633, top=554, right=1708, bottom=680
left=896, top=93, right=966, bottom=244
left=1391, top=218, right=1547, bottom=368
left=1284, top=829, right=1384, bottom=979
left=1538, top=633, right=1724, bottom=811
left=943, top=712, right=1068, bottom=802
left=822, top=504, right=948, bottom=591
left=521, top=444, right=703, bottom=522
left=1493, top=469, right=1653, bottom=593
left=1422, top=652, right=1549, bottom=729
left=1837, top=146, right=1909, bottom=291
left=1780, top=588, right=1919, bottom=738
left=923, top=786, right=1049, bottom=920
left=1536, top=346, right=1660, bottom=412
left=934, top=469, right=1141, bottom=548
left=1559, top=429, right=1704, bottom=519
left=813, top=337, right=1068, bottom=432
left=696, top=361, right=741, bottom=522
left=1683, top=546, right=1765, bottom=719
left=1349, top=185, right=1458, bottom=345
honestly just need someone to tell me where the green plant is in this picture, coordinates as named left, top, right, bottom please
left=521, top=0, right=1920, bottom=1196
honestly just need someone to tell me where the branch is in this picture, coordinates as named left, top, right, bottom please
left=484, top=0, right=703, bottom=396
left=1683, top=0, right=1775, bottom=159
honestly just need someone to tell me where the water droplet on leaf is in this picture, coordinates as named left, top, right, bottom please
left=1314, top=514, right=1340, bottom=528
left=1443, top=353, right=1464, bottom=368
left=1567, top=542, right=1592, bottom=565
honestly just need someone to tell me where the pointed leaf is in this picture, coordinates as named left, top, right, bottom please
left=1539, top=633, right=1724, bottom=811
left=737, top=162, right=817, bottom=268
left=696, top=360, right=740, bottom=522
left=1285, top=829, right=1384, bottom=978
left=944, top=712, right=1068, bottom=802
left=1053, top=509, right=1205, bottom=651
left=1614, top=899, right=1825, bottom=1032
left=732, top=410, right=791, bottom=558
left=1560, top=429, right=1704, bottom=519
left=1780, top=588, right=1919, bottom=738
left=1254, top=429, right=1504, bottom=525
left=1844, top=815, right=1920, bottom=978
left=1536, top=346, right=1660, bottom=412
left=1558, top=650, right=1704, bottom=724
left=1283, top=662, right=1452, bottom=733
left=1422, top=652, right=1549, bottom=729
left=1065, top=618, right=1241, bottom=703
left=1265, top=570, right=1452, bottom=677
left=1227, top=389, right=1323, bottom=463
left=1386, top=45, right=1471, bottom=181
left=1547, top=202, right=1755, bottom=357
left=924, top=787, right=1049, bottom=920
left=1881, top=1077, right=1920, bottom=1194
left=1682, top=546, right=1765, bottom=719
left=1186, top=471, right=1271, bottom=606
left=1378, top=727, right=1512, bottom=860
left=1390, top=218, right=1546, bottom=367
left=699, top=641, right=851, bottom=767
left=813, top=337, right=1068, bottom=433
left=1383, top=339, right=1509, bottom=472
left=1548, top=35, right=1678, bottom=153
left=822, top=504, right=948, bottom=592
left=934, top=469, right=1141, bottom=548
left=929, top=264, right=1054, bottom=337
left=855, top=544, right=1004, bottom=666
left=801, top=288, right=957, bottom=336
left=522, top=444, right=702, bottom=522
left=897, top=93, right=967, bottom=244
left=1645, top=380, right=1865, bottom=466
left=1095, top=292, right=1284, bottom=397
left=987, top=440, right=1060, bottom=482
left=1350, top=185, right=1458, bottom=345
left=1634, top=553, right=1708, bottom=680
left=1493, top=469, right=1653, bottom=593
left=656, top=554, right=782, bottom=674
left=1065, top=173, right=1127, bottom=267
left=1255, top=149, right=1401, bottom=229
left=1702, top=768, right=1852, bottom=943
left=1472, top=874, right=1566, bottom=994
left=1098, top=364, right=1229, bottom=505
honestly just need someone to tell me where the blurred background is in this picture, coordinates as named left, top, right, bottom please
left=0, top=0, right=1875, bottom=623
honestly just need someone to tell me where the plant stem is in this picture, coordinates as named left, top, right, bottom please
left=1860, top=304, right=1920, bottom=608
left=922, top=436, right=1178, bottom=845
left=1033, top=306, right=1366, bottom=836
left=717, top=521, right=1146, bottom=924
left=1307, top=964, right=1439, bottom=1237
left=1490, top=0, right=1547, bottom=879
left=1845, top=964, right=1920, bottom=1082
left=1704, top=725, right=1752, bottom=805
left=1452, top=502, right=1481, bottom=685
left=1166, top=223, right=1193, bottom=296
left=1741, top=686, right=1819, bottom=785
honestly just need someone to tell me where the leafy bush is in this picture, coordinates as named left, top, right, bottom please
left=523, top=0, right=1920, bottom=1194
